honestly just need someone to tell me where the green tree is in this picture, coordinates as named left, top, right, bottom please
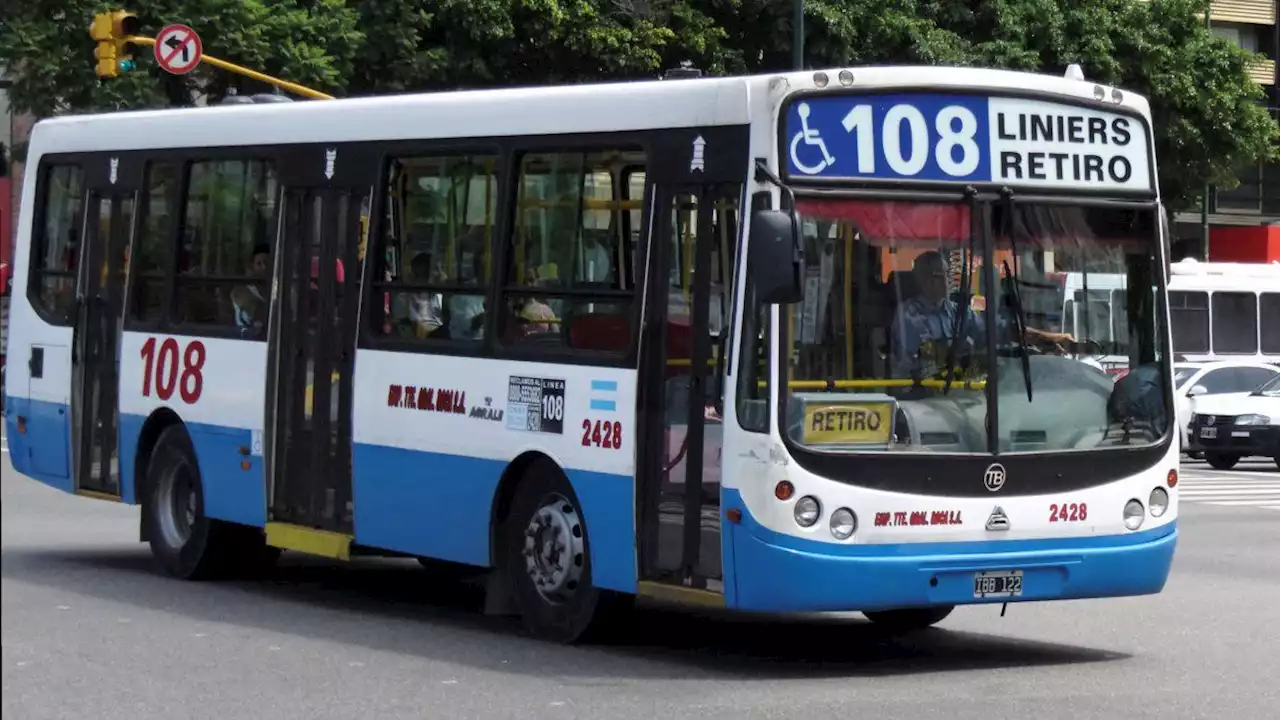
left=0, top=0, right=361, bottom=117
left=914, top=0, right=1280, bottom=210
left=2, top=0, right=1275, bottom=212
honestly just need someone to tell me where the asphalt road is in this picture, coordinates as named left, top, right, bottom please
left=4, top=433, right=1279, bottom=720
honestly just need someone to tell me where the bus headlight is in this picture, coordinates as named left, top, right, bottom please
left=1149, top=487, right=1169, bottom=517
left=1123, top=499, right=1145, bottom=530
left=830, top=508, right=857, bottom=540
left=794, top=496, right=821, bottom=528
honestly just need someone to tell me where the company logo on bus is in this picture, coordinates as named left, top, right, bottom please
left=983, top=463, right=1007, bottom=492
left=986, top=506, right=1011, bottom=531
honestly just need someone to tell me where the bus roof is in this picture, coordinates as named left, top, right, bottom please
left=24, top=65, right=1151, bottom=156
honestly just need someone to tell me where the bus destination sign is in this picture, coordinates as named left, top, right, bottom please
left=782, top=92, right=1153, bottom=192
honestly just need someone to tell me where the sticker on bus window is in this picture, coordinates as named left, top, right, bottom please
left=797, top=393, right=896, bottom=447
left=506, top=375, right=566, bottom=434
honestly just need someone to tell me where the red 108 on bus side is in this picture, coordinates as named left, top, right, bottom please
left=139, top=337, right=207, bottom=405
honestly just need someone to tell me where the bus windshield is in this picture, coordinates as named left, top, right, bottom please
left=781, top=197, right=1168, bottom=455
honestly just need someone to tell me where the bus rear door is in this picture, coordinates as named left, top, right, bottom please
left=70, top=153, right=140, bottom=499
left=264, top=145, right=374, bottom=555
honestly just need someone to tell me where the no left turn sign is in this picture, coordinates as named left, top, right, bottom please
left=154, top=24, right=203, bottom=75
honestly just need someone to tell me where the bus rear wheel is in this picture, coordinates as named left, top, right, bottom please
left=863, top=606, right=954, bottom=632
left=504, top=460, right=619, bottom=643
left=143, top=425, right=278, bottom=579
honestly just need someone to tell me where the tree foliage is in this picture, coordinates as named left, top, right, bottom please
left=1, top=0, right=1276, bottom=210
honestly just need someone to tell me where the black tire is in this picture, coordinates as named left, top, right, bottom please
left=416, top=556, right=483, bottom=581
left=503, top=459, right=622, bottom=643
left=863, top=605, right=955, bottom=631
left=1273, top=456, right=1279, bottom=471
left=1205, top=452, right=1240, bottom=470
left=143, top=425, right=279, bottom=579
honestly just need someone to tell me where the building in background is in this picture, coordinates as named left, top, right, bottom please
left=1171, top=1, right=1280, bottom=264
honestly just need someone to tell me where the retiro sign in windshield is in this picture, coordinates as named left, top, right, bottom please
left=782, top=92, right=1154, bottom=193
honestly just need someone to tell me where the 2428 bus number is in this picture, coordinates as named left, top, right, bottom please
left=582, top=419, right=623, bottom=450
left=1049, top=502, right=1088, bottom=523
left=140, top=337, right=206, bottom=404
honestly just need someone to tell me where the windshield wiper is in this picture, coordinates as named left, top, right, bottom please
left=942, top=187, right=979, bottom=395
left=1000, top=189, right=1034, bottom=402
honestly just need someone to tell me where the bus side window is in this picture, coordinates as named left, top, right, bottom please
left=1210, top=291, right=1258, bottom=355
left=500, top=149, right=644, bottom=354
left=1262, top=292, right=1280, bottom=354
left=29, top=164, right=85, bottom=324
left=131, top=162, right=180, bottom=324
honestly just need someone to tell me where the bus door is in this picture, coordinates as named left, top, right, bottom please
left=264, top=146, right=373, bottom=548
left=71, top=154, right=140, bottom=498
left=637, top=174, right=742, bottom=598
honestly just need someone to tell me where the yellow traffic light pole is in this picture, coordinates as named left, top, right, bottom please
left=124, top=35, right=334, bottom=100
left=90, top=11, right=334, bottom=101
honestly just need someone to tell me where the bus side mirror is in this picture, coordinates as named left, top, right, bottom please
left=748, top=209, right=803, bottom=304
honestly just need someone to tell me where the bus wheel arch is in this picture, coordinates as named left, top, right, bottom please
left=133, top=407, right=184, bottom=530
left=137, top=416, right=278, bottom=579
left=491, top=453, right=623, bottom=643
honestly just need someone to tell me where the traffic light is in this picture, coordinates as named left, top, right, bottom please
left=88, top=10, right=140, bottom=78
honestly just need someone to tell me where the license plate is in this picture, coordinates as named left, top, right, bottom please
left=1200, top=426, right=1217, bottom=439
left=974, top=570, right=1023, bottom=598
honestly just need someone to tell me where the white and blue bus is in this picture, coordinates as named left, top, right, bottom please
left=3, top=64, right=1178, bottom=642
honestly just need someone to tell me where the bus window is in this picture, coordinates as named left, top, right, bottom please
left=1261, top=292, right=1280, bottom=354
left=1112, top=289, right=1129, bottom=348
left=130, top=162, right=180, bottom=323
left=173, top=159, right=277, bottom=333
left=372, top=153, right=497, bottom=342
left=1169, top=290, right=1209, bottom=354
left=500, top=148, right=644, bottom=353
left=1211, top=291, right=1258, bottom=354
left=1073, top=289, right=1113, bottom=347
left=29, top=164, right=84, bottom=323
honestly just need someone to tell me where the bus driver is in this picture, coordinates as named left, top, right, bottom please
left=890, top=250, right=1075, bottom=379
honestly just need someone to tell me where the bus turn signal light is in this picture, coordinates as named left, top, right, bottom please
left=775, top=481, right=794, bottom=500
left=1167, top=469, right=1178, bottom=488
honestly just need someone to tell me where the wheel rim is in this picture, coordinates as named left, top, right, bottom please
left=156, top=458, right=196, bottom=549
left=521, top=493, right=586, bottom=604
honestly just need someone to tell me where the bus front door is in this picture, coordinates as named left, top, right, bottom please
left=265, top=147, right=372, bottom=553
left=71, top=155, right=139, bottom=499
left=637, top=183, right=739, bottom=599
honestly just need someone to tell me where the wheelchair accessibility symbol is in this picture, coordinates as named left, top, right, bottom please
left=790, top=102, right=836, bottom=174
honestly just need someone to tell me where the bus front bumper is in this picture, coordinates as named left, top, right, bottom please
left=726, top=503, right=1177, bottom=613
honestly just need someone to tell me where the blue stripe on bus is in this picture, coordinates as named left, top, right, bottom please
left=589, top=399, right=617, bottom=411
left=5, top=397, right=72, bottom=491
left=14, top=398, right=637, bottom=593
left=118, top=413, right=266, bottom=525
left=350, top=443, right=636, bottom=593
left=720, top=488, right=1176, bottom=612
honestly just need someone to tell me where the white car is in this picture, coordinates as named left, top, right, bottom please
left=1185, top=372, right=1280, bottom=470
left=1172, top=361, right=1280, bottom=454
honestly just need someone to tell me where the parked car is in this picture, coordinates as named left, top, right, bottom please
left=1186, top=372, right=1280, bottom=470
left=1172, top=361, right=1280, bottom=456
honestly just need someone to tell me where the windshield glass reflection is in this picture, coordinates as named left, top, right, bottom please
left=781, top=198, right=1169, bottom=455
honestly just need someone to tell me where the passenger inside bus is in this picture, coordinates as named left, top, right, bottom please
left=392, top=252, right=444, bottom=338
left=231, top=242, right=270, bottom=330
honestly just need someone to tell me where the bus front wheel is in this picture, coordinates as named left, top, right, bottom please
left=143, top=425, right=278, bottom=579
left=863, top=606, right=954, bottom=632
left=503, top=459, right=623, bottom=643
